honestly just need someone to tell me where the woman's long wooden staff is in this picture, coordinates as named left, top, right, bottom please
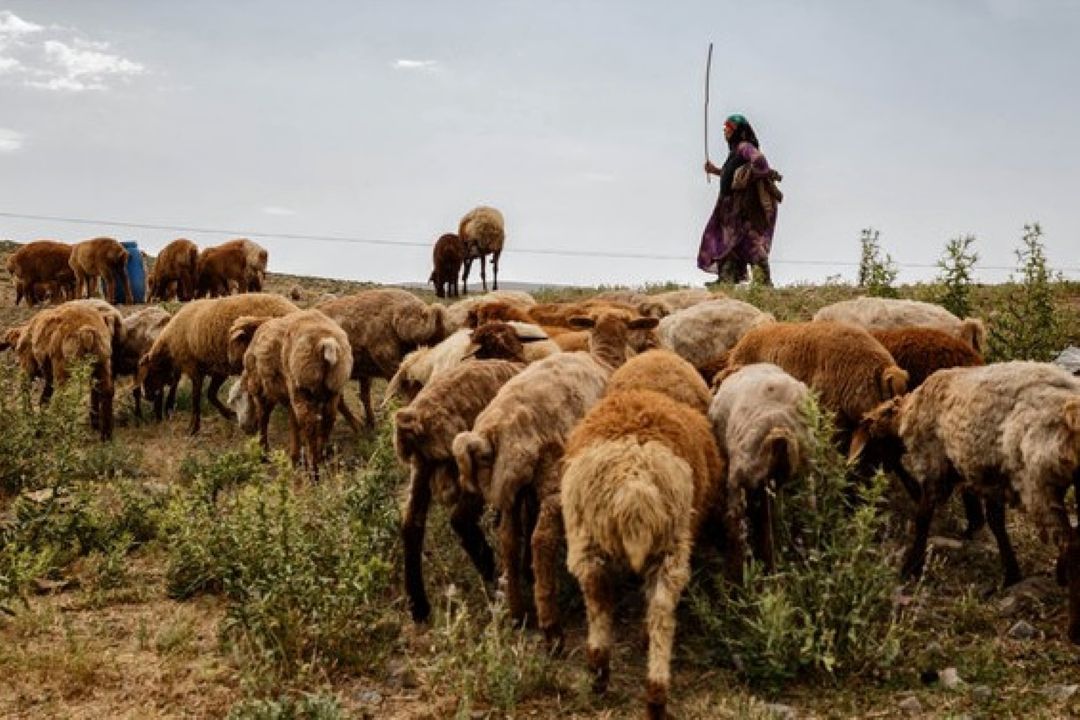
left=704, top=42, right=713, bottom=184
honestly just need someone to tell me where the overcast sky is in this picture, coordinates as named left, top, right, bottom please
left=1, top=1, right=1078, bottom=288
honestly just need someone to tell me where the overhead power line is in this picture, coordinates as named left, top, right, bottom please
left=1, top=210, right=1077, bottom=273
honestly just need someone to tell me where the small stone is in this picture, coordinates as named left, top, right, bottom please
left=941, top=667, right=964, bottom=690
left=1007, top=620, right=1037, bottom=640
left=972, top=685, right=992, bottom=703
left=997, top=595, right=1020, bottom=617
left=766, top=703, right=797, bottom=720
left=357, top=690, right=382, bottom=705
left=1042, top=684, right=1079, bottom=701
left=929, top=535, right=964, bottom=550
left=898, top=696, right=922, bottom=715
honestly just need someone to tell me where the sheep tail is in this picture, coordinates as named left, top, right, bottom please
left=764, top=426, right=800, bottom=484
left=318, top=337, right=340, bottom=367
left=381, top=355, right=416, bottom=409
left=611, top=474, right=668, bottom=574
left=879, top=365, right=909, bottom=399
left=452, top=431, right=490, bottom=495
left=960, top=318, right=987, bottom=354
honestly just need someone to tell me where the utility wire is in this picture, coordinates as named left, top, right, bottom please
left=1, top=210, right=1077, bottom=273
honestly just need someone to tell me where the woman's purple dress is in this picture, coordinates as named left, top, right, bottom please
left=697, top=141, right=778, bottom=275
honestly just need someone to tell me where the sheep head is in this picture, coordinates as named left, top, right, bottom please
left=467, top=322, right=532, bottom=362
left=228, top=316, right=271, bottom=370
left=848, top=396, right=904, bottom=465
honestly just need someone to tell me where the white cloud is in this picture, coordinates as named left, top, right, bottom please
left=0, top=11, right=43, bottom=38
left=392, top=59, right=440, bottom=71
left=0, top=12, right=146, bottom=92
left=0, top=128, right=25, bottom=152
left=262, top=206, right=297, bottom=216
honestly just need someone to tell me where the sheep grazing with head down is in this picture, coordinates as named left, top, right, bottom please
left=227, top=310, right=353, bottom=474
left=6, top=240, right=75, bottom=306
left=148, top=238, right=198, bottom=302
left=139, top=293, right=298, bottom=432
left=560, top=351, right=736, bottom=719
left=317, top=289, right=449, bottom=427
left=15, top=303, right=115, bottom=440
left=850, top=362, right=1080, bottom=643
left=812, top=296, right=986, bottom=353
left=458, top=206, right=505, bottom=293
left=429, top=232, right=465, bottom=298
left=710, top=363, right=812, bottom=571
left=445, top=290, right=536, bottom=331
left=452, top=309, right=658, bottom=628
left=657, top=298, right=774, bottom=381
left=720, top=321, right=908, bottom=435
left=69, top=237, right=133, bottom=304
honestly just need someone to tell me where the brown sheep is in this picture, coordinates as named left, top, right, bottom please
left=219, top=238, right=269, bottom=292
left=138, top=293, right=298, bottom=433
left=148, top=238, right=198, bottom=302
left=459, top=206, right=505, bottom=293
left=317, top=289, right=450, bottom=427
left=69, top=237, right=133, bottom=304
left=429, top=232, right=465, bottom=298
left=6, top=240, right=76, bottom=307
left=195, top=242, right=248, bottom=298
left=16, top=303, right=115, bottom=440
left=561, top=386, right=732, bottom=718
left=607, top=348, right=713, bottom=415
left=721, top=321, right=909, bottom=433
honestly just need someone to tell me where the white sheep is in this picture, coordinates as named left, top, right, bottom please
left=657, top=297, right=774, bottom=376
left=812, top=296, right=986, bottom=352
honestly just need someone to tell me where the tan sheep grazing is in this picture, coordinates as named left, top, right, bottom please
left=195, top=242, right=248, bottom=298
left=148, top=238, right=198, bottom=301
left=452, top=309, right=658, bottom=628
left=445, top=290, right=536, bottom=331
left=317, top=289, right=450, bottom=427
left=138, top=293, right=298, bottom=432
left=722, top=321, right=908, bottom=433
left=607, top=348, right=713, bottom=414
left=710, top=363, right=812, bottom=571
left=69, top=237, right=132, bottom=304
left=561, top=387, right=730, bottom=719
left=657, top=297, right=774, bottom=374
left=637, top=288, right=723, bottom=319
left=6, top=240, right=75, bottom=307
left=429, top=232, right=465, bottom=298
left=16, top=303, right=115, bottom=440
left=812, top=296, right=987, bottom=353
left=850, top=362, right=1080, bottom=642
left=458, top=206, right=505, bottom=293
left=395, top=358, right=525, bottom=621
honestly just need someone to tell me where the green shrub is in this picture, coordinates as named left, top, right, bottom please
left=988, top=223, right=1068, bottom=361
left=691, top=397, right=909, bottom=688
left=226, top=692, right=344, bottom=720
left=936, top=234, right=978, bottom=319
left=857, top=228, right=899, bottom=297
left=163, top=422, right=404, bottom=679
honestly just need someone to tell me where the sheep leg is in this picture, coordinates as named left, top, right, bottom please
left=121, top=268, right=133, bottom=305
left=336, top=396, right=362, bottom=435
left=643, top=544, right=691, bottom=720
left=461, top=257, right=472, bottom=295
left=985, top=497, right=1021, bottom=587
left=571, top=554, right=614, bottom=695
left=359, top=376, right=376, bottom=428
left=449, top=492, right=496, bottom=584
left=132, top=384, right=143, bottom=420
left=402, top=462, right=434, bottom=622
left=491, top=249, right=500, bottom=291
left=206, top=373, right=234, bottom=421
left=104, top=273, right=116, bottom=302
left=960, top=490, right=986, bottom=539
left=96, top=365, right=114, bottom=441
left=164, top=373, right=179, bottom=417
left=532, top=495, right=565, bottom=651
left=1066, top=528, right=1080, bottom=644
left=286, top=405, right=301, bottom=465
left=750, top=485, right=776, bottom=573
left=188, top=371, right=205, bottom=434
left=903, top=490, right=937, bottom=580
left=498, top=490, right=530, bottom=625
left=256, top=397, right=275, bottom=454
left=89, top=377, right=102, bottom=431
left=479, top=253, right=488, bottom=293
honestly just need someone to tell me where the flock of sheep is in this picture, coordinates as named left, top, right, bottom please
left=3, top=224, right=1080, bottom=718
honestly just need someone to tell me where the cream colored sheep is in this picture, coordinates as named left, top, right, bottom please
left=851, top=362, right=1080, bottom=642
left=395, top=358, right=525, bottom=622
left=317, top=289, right=450, bottom=427
left=657, top=298, right=774, bottom=373
left=812, top=296, right=986, bottom=353
left=452, top=309, right=658, bottom=626
left=710, top=363, right=812, bottom=571
left=458, top=206, right=505, bottom=293
left=139, top=293, right=298, bottom=432
left=637, top=288, right=722, bottom=319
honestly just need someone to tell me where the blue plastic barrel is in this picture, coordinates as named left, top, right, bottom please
left=108, top=241, right=147, bottom=304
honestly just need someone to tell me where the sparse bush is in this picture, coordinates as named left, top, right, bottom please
left=691, top=396, right=909, bottom=688
left=226, top=692, right=344, bottom=720
left=936, top=234, right=978, bottom=319
left=857, top=228, right=899, bottom=297
left=988, top=223, right=1067, bottom=361
left=428, top=589, right=558, bottom=718
left=163, top=422, right=404, bottom=679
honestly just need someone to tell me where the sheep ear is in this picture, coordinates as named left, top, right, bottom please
left=847, top=425, right=870, bottom=465
left=629, top=316, right=660, bottom=330
left=568, top=315, right=595, bottom=330
left=518, top=335, right=545, bottom=344
left=880, top=367, right=908, bottom=399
